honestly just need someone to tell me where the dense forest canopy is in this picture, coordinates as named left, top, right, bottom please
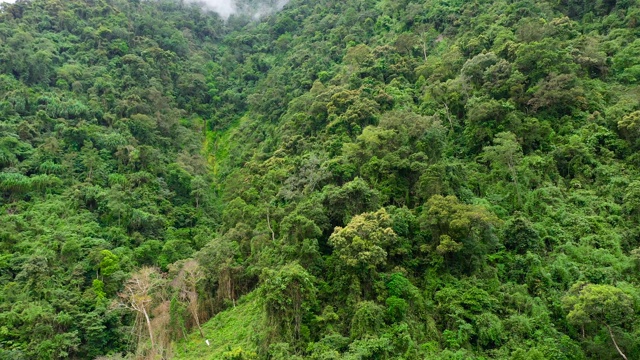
left=1, top=0, right=640, bottom=359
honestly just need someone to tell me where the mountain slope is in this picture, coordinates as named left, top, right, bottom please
left=188, top=0, right=640, bottom=359
left=0, top=0, right=224, bottom=358
left=2, top=0, right=640, bottom=359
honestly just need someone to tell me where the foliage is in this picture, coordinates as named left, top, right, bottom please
left=3, top=0, right=640, bottom=359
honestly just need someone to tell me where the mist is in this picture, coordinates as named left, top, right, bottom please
left=1, top=0, right=289, bottom=19
left=187, top=0, right=290, bottom=19
left=187, top=0, right=235, bottom=18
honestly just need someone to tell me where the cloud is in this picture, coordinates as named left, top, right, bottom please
left=0, top=0, right=289, bottom=19
left=187, top=0, right=290, bottom=19
left=188, top=0, right=236, bottom=18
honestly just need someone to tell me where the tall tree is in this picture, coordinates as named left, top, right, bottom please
left=563, top=283, right=634, bottom=360
left=116, top=267, right=163, bottom=355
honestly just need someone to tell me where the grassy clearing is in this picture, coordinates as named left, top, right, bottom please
left=173, top=292, right=262, bottom=360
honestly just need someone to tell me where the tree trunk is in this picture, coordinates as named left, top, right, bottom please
left=229, top=274, right=235, bottom=307
left=605, top=324, right=627, bottom=360
left=267, top=211, right=275, bottom=242
left=508, top=163, right=522, bottom=208
left=442, top=102, right=454, bottom=131
left=142, top=307, right=155, bottom=352
left=193, top=308, right=204, bottom=338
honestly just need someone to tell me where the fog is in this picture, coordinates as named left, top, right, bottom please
left=188, top=0, right=236, bottom=18
left=188, top=0, right=290, bottom=19
left=0, top=0, right=290, bottom=19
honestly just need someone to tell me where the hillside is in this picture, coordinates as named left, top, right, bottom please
left=2, top=0, right=640, bottom=359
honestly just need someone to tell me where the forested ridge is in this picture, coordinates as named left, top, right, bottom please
left=1, top=0, right=640, bottom=359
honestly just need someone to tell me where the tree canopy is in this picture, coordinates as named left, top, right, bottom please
left=2, top=0, right=640, bottom=359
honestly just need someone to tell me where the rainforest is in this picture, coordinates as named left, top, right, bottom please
left=1, top=0, right=640, bottom=359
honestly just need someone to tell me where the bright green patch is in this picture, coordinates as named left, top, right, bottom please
left=204, top=116, right=245, bottom=177
left=173, top=292, right=262, bottom=360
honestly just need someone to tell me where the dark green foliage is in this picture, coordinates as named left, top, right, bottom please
left=349, top=301, right=385, bottom=340
left=0, top=0, right=219, bottom=358
left=260, top=262, right=317, bottom=351
left=502, top=216, right=542, bottom=254
left=3, top=0, right=640, bottom=359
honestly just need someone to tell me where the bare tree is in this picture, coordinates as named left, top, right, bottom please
left=116, top=267, right=162, bottom=355
left=172, top=259, right=206, bottom=338
left=415, top=24, right=438, bottom=62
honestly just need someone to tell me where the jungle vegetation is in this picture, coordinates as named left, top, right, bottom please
left=1, top=0, right=640, bottom=359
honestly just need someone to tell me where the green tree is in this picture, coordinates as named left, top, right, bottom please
left=260, top=263, right=317, bottom=349
left=563, top=283, right=634, bottom=360
left=420, top=195, right=500, bottom=272
left=482, top=132, right=524, bottom=208
left=328, top=208, right=398, bottom=298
